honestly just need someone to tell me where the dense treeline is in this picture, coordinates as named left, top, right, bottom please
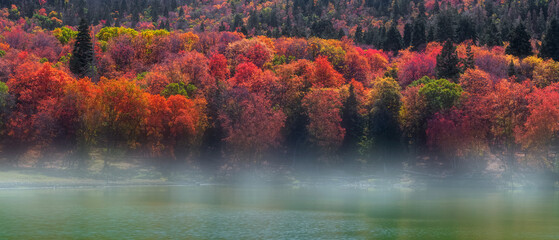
left=3, top=0, right=559, bottom=51
left=0, top=2, right=558, bottom=177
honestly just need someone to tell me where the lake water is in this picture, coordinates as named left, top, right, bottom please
left=0, top=185, right=558, bottom=239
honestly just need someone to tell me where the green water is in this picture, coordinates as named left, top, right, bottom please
left=0, top=186, right=558, bottom=239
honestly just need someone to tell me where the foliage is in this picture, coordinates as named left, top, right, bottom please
left=52, top=26, right=77, bottom=45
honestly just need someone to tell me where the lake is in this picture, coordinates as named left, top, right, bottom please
left=0, top=185, right=558, bottom=239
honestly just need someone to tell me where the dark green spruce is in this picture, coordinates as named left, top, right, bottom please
left=69, top=18, right=95, bottom=79
left=539, top=18, right=559, bottom=61
left=436, top=40, right=461, bottom=81
left=505, top=23, right=532, bottom=58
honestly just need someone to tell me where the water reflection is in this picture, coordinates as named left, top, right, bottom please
left=0, top=186, right=557, bottom=239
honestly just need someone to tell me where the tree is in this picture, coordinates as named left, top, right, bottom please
left=435, top=40, right=461, bottom=81
left=98, top=77, right=148, bottom=167
left=398, top=51, right=437, bottom=86
left=459, top=68, right=492, bottom=97
left=302, top=88, right=345, bottom=156
left=383, top=24, right=403, bottom=52
left=340, top=83, right=364, bottom=157
left=220, top=91, right=285, bottom=161
left=418, top=77, right=463, bottom=114
left=69, top=18, right=95, bottom=79
left=539, top=19, right=559, bottom=61
left=508, top=60, right=516, bottom=77
left=435, top=11, right=455, bottom=42
left=411, top=18, right=426, bottom=50
left=463, top=44, right=475, bottom=71
left=482, top=19, right=502, bottom=47
left=516, top=84, right=559, bottom=167
left=312, top=56, right=344, bottom=88
left=403, top=23, right=412, bottom=48
left=5, top=62, right=72, bottom=163
left=0, top=81, right=14, bottom=135
left=484, top=80, right=531, bottom=171
left=364, top=77, right=402, bottom=167
left=354, top=26, right=363, bottom=44
left=209, top=54, right=230, bottom=81
left=506, top=23, right=532, bottom=58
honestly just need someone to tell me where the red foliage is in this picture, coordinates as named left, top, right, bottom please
left=302, top=88, right=345, bottom=152
left=312, top=56, right=345, bottom=88
left=344, top=51, right=371, bottom=84
left=209, top=53, right=230, bottom=81
left=6, top=63, right=72, bottom=143
left=516, top=83, right=559, bottom=152
left=397, top=51, right=436, bottom=86
left=220, top=92, right=286, bottom=159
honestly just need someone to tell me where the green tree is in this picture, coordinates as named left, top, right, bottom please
left=418, top=78, right=463, bottom=114
left=508, top=60, right=516, bottom=77
left=341, top=84, right=363, bottom=158
left=463, top=44, right=475, bottom=70
left=435, top=11, right=455, bottom=42
left=482, top=18, right=502, bottom=47
left=505, top=23, right=532, bottom=58
left=403, top=23, right=412, bottom=48
left=383, top=24, right=403, bottom=52
left=539, top=19, right=559, bottom=61
left=354, top=26, right=363, bottom=43
left=0, top=81, right=13, bottom=132
left=436, top=40, right=461, bottom=81
left=69, top=18, right=95, bottom=79
left=363, top=77, right=402, bottom=168
left=411, top=18, right=426, bottom=50
left=161, top=82, right=197, bottom=98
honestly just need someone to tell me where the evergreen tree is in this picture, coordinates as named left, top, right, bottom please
left=354, top=26, right=363, bottom=43
left=463, top=44, right=475, bottom=70
left=427, top=25, right=435, bottom=42
left=539, top=18, right=559, bottom=61
left=508, top=60, right=516, bottom=77
left=337, top=28, right=346, bottom=39
left=403, top=23, right=412, bottom=48
left=435, top=11, right=455, bottom=42
left=383, top=24, right=403, bottom=52
left=482, top=19, right=502, bottom=47
left=200, top=21, right=205, bottom=32
left=411, top=18, right=426, bottom=50
left=390, top=0, right=400, bottom=20
left=233, top=14, right=243, bottom=31
left=433, top=0, right=440, bottom=14
left=456, top=16, right=476, bottom=43
left=436, top=40, right=461, bottom=81
left=248, top=10, right=258, bottom=30
left=505, top=23, right=532, bottom=58
left=69, top=18, right=95, bottom=79
left=341, top=84, right=363, bottom=158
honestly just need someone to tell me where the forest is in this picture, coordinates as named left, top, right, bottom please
left=0, top=0, right=558, bottom=181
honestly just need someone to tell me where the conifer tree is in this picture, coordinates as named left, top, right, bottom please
left=383, top=24, right=403, bottom=52
left=411, top=18, right=426, bottom=50
left=341, top=84, right=363, bottom=157
left=539, top=18, right=559, bottom=61
left=403, top=23, right=412, bottom=48
left=436, top=40, right=461, bottom=81
left=354, top=26, right=363, bottom=43
left=463, top=44, right=475, bottom=70
left=508, top=60, right=516, bottom=77
left=69, top=18, right=95, bottom=79
left=482, top=19, right=502, bottom=47
left=505, top=23, right=532, bottom=58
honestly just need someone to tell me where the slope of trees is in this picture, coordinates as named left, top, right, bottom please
left=0, top=2, right=558, bottom=177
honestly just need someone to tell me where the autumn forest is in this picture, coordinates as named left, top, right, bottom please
left=0, top=0, right=558, bottom=182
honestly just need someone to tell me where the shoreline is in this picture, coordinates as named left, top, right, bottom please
left=0, top=171, right=556, bottom=191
